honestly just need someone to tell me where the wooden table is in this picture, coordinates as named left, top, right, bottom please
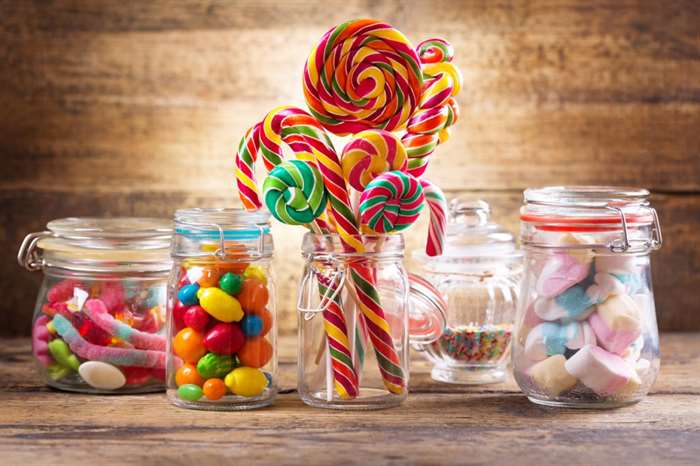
left=1, top=334, right=699, bottom=465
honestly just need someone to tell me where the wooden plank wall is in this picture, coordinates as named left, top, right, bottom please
left=1, top=0, right=699, bottom=336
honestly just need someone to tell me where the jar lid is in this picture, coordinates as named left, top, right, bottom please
left=520, top=186, right=662, bottom=252
left=18, top=217, right=173, bottom=272
left=413, top=199, right=521, bottom=271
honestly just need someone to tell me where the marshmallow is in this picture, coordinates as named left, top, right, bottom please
left=621, top=334, right=644, bottom=363
left=524, top=321, right=596, bottom=361
left=564, top=345, right=634, bottom=396
left=528, top=355, right=578, bottom=396
left=517, top=302, right=543, bottom=345
left=589, top=294, right=642, bottom=354
left=533, top=285, right=595, bottom=321
left=536, top=253, right=591, bottom=298
left=595, top=254, right=637, bottom=275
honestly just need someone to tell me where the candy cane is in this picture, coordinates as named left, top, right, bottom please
left=419, top=178, right=448, bottom=257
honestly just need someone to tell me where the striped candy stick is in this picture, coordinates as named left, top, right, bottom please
left=419, top=178, right=448, bottom=257
left=358, top=171, right=425, bottom=234
left=262, top=160, right=359, bottom=399
left=312, top=129, right=407, bottom=394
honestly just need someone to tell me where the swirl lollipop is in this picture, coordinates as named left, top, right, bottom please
left=359, top=171, right=425, bottom=234
left=303, top=19, right=423, bottom=136
left=263, top=160, right=328, bottom=227
left=341, top=129, right=407, bottom=192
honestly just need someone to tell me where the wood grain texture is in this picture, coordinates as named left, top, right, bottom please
left=1, top=0, right=699, bottom=335
left=1, top=334, right=699, bottom=466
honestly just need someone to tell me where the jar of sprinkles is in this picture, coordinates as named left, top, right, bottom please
left=412, top=200, right=522, bottom=384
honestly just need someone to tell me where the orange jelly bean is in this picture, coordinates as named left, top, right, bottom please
left=237, top=337, right=273, bottom=368
left=173, top=327, right=206, bottom=363
left=196, top=267, right=221, bottom=288
left=202, top=378, right=227, bottom=400
left=237, top=278, right=269, bottom=313
left=175, top=363, right=204, bottom=387
left=250, top=307, right=272, bottom=337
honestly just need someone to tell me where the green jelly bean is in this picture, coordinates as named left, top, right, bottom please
left=177, top=384, right=203, bottom=402
left=219, top=273, right=243, bottom=296
left=47, top=339, right=80, bottom=370
left=196, top=352, right=233, bottom=379
left=47, top=363, right=72, bottom=381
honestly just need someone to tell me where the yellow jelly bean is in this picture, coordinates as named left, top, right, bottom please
left=197, top=287, right=244, bottom=322
left=224, top=367, right=267, bottom=397
left=243, top=265, right=267, bottom=286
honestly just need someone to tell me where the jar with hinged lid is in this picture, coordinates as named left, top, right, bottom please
left=412, top=200, right=523, bottom=384
left=513, top=186, right=662, bottom=408
left=166, top=208, right=277, bottom=410
left=18, top=217, right=172, bottom=393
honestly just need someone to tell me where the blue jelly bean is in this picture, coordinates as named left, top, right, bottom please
left=178, top=284, right=200, bottom=306
left=241, top=314, right=263, bottom=337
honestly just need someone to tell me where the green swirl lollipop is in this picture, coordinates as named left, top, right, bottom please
left=262, top=159, right=328, bottom=226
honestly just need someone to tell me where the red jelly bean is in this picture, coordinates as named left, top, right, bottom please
left=172, top=300, right=188, bottom=331
left=203, top=322, right=245, bottom=355
left=183, top=305, right=210, bottom=332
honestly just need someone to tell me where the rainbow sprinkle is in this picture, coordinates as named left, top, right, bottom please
left=431, top=324, right=512, bottom=364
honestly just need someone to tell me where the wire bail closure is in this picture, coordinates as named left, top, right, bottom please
left=17, top=231, right=52, bottom=271
left=607, top=206, right=663, bottom=253
left=296, top=262, right=346, bottom=317
left=175, top=220, right=268, bottom=259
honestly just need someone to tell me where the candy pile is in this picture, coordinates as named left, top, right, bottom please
left=432, top=324, right=512, bottom=364
left=32, top=278, right=167, bottom=391
left=172, top=261, right=273, bottom=402
left=516, top=235, right=651, bottom=400
left=234, top=19, right=462, bottom=400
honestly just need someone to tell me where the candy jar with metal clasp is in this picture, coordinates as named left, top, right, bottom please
left=19, top=217, right=172, bottom=393
left=412, top=200, right=522, bottom=384
left=513, top=186, right=662, bottom=408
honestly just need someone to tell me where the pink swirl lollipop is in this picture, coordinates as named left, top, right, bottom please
left=341, top=129, right=408, bottom=191
left=359, top=171, right=425, bottom=233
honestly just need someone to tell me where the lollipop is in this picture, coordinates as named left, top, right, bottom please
left=419, top=179, right=448, bottom=257
left=263, top=160, right=328, bottom=227
left=303, top=19, right=423, bottom=136
left=341, top=129, right=407, bottom=192
left=359, top=171, right=425, bottom=234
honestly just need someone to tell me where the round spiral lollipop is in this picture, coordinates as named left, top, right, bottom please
left=359, top=171, right=425, bottom=233
left=303, top=19, right=424, bottom=136
left=401, top=38, right=463, bottom=178
left=341, top=129, right=408, bottom=191
left=263, top=160, right=328, bottom=226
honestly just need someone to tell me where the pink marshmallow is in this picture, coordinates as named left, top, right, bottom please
left=589, top=294, right=641, bottom=354
left=564, top=345, right=634, bottom=396
left=536, top=253, right=591, bottom=298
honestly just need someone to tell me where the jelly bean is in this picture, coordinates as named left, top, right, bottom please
left=219, top=273, right=243, bottom=296
left=203, top=322, right=245, bottom=355
left=47, top=338, right=80, bottom=370
left=183, top=305, right=210, bottom=332
left=175, top=362, right=204, bottom=386
left=254, top=308, right=273, bottom=337
left=224, top=367, right=268, bottom=397
left=243, top=265, right=267, bottom=286
left=173, top=327, right=206, bottom=363
left=202, top=378, right=227, bottom=401
left=178, top=284, right=200, bottom=306
left=47, top=363, right=72, bottom=381
left=197, top=267, right=221, bottom=288
left=172, top=300, right=188, bottom=331
left=240, top=314, right=263, bottom=337
left=122, top=366, right=152, bottom=385
left=78, top=361, right=126, bottom=390
left=263, top=372, right=273, bottom=387
left=197, top=287, right=244, bottom=323
left=177, top=383, right=203, bottom=401
left=196, top=352, right=234, bottom=379
left=237, top=337, right=273, bottom=369
left=237, top=279, right=269, bottom=313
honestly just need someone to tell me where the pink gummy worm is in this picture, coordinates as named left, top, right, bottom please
left=83, top=299, right=166, bottom=351
left=32, top=315, right=53, bottom=367
left=51, top=314, right=167, bottom=369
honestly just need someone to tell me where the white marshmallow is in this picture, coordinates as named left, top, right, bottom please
left=589, top=294, right=642, bottom=354
left=564, top=345, right=634, bottom=396
left=524, top=321, right=596, bottom=361
left=529, top=354, right=578, bottom=396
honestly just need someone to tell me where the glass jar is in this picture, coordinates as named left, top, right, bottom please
left=18, top=217, right=172, bottom=393
left=513, top=186, right=663, bottom=408
left=297, top=233, right=445, bottom=410
left=166, top=208, right=276, bottom=410
left=412, top=200, right=522, bottom=384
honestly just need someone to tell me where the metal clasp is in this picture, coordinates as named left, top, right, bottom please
left=606, top=206, right=663, bottom=253
left=296, top=264, right=346, bottom=317
left=17, top=231, right=51, bottom=271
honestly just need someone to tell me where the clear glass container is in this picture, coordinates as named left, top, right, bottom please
left=513, top=186, right=662, bottom=408
left=413, top=200, right=522, bottom=384
left=166, top=208, right=277, bottom=410
left=297, top=233, right=445, bottom=410
left=18, top=217, right=172, bottom=393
